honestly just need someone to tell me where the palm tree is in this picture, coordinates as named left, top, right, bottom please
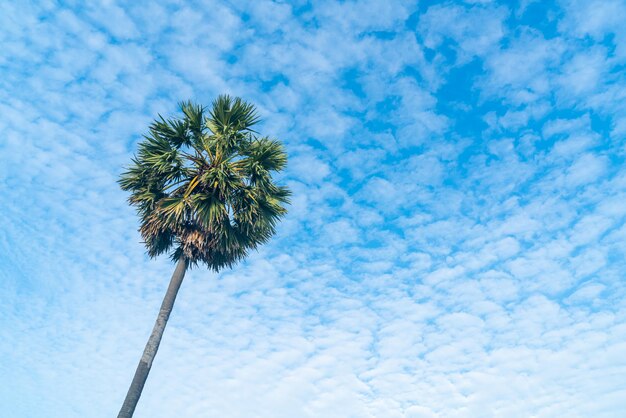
left=117, top=95, right=290, bottom=418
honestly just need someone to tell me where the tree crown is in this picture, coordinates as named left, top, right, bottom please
left=119, top=95, right=290, bottom=270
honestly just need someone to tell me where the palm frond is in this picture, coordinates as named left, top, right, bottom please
left=242, top=137, right=288, bottom=172
left=180, top=101, right=205, bottom=148
left=206, top=95, right=260, bottom=135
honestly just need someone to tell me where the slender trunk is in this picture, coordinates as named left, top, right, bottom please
left=117, top=257, right=188, bottom=418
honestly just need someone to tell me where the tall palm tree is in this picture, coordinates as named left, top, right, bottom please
left=117, top=95, right=290, bottom=418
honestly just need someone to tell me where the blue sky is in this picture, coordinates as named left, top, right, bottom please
left=1, top=0, right=626, bottom=417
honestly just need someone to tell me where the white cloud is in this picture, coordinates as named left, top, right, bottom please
left=418, top=3, right=508, bottom=63
left=289, top=153, right=332, bottom=184
left=565, top=154, right=608, bottom=187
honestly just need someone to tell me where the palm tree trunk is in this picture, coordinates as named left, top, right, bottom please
left=117, top=257, right=188, bottom=418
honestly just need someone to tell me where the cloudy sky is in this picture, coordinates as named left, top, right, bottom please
left=1, top=0, right=626, bottom=417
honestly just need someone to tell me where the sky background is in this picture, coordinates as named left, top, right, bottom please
left=1, top=0, right=626, bottom=417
